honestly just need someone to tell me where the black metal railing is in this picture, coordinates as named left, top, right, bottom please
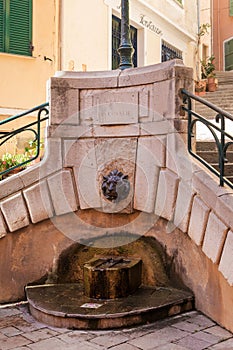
left=182, top=89, right=233, bottom=189
left=0, top=103, right=49, bottom=178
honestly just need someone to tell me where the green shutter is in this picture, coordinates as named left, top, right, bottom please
left=8, top=0, right=32, bottom=56
left=0, top=0, right=4, bottom=51
left=230, top=0, right=233, bottom=16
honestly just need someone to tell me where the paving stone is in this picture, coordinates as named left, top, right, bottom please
left=26, top=337, right=67, bottom=350
left=174, top=335, right=212, bottom=350
left=0, top=334, right=31, bottom=350
left=90, top=333, right=130, bottom=348
left=205, top=325, right=233, bottom=340
left=0, top=308, right=21, bottom=319
left=172, top=320, right=204, bottom=333
left=190, top=314, right=216, bottom=328
left=191, top=330, right=221, bottom=344
left=110, top=344, right=140, bottom=350
left=128, top=327, right=189, bottom=349
left=208, top=337, right=233, bottom=348
left=0, top=326, right=23, bottom=337
left=23, top=328, right=59, bottom=342
left=57, top=331, right=95, bottom=343
left=155, top=344, right=187, bottom=350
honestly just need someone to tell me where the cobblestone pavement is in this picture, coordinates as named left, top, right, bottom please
left=0, top=303, right=232, bottom=350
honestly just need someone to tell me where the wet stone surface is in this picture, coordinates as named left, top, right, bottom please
left=26, top=283, right=194, bottom=330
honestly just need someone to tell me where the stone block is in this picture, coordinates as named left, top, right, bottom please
left=215, top=192, right=233, bottom=228
left=119, top=59, right=184, bottom=87
left=47, top=170, right=78, bottom=216
left=95, top=138, right=137, bottom=213
left=173, top=180, right=195, bottom=233
left=0, top=175, right=24, bottom=201
left=92, top=124, right=140, bottom=138
left=53, top=69, right=119, bottom=89
left=155, top=169, right=179, bottom=221
left=49, top=83, right=79, bottom=126
left=48, top=125, right=92, bottom=139
left=166, top=132, right=194, bottom=182
left=192, top=169, right=226, bottom=210
left=93, top=91, right=138, bottom=125
left=23, top=181, right=54, bottom=223
left=219, top=230, right=233, bottom=285
left=71, top=139, right=100, bottom=209
left=152, top=80, right=175, bottom=120
left=134, top=137, right=162, bottom=213
left=19, top=165, right=40, bottom=188
left=0, top=211, right=7, bottom=238
left=139, top=85, right=153, bottom=122
left=1, top=193, right=29, bottom=232
left=39, top=138, right=63, bottom=179
left=140, top=120, right=175, bottom=136
left=188, top=196, right=210, bottom=246
left=202, top=212, right=228, bottom=264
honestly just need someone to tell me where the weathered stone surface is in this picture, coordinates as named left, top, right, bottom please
left=96, top=138, right=137, bottom=213
left=134, top=137, right=161, bottom=213
left=173, top=180, right=195, bottom=233
left=0, top=211, right=7, bottom=238
left=24, top=181, right=54, bottom=223
left=155, top=169, right=179, bottom=221
left=166, top=132, right=193, bottom=181
left=92, top=124, right=140, bottom=138
left=39, top=138, right=63, bottom=178
left=202, top=212, right=228, bottom=264
left=1, top=193, right=29, bottom=232
left=188, top=196, right=210, bottom=246
left=47, top=170, right=78, bottom=216
left=118, top=60, right=184, bottom=87
left=152, top=80, right=175, bottom=120
left=53, top=69, right=119, bottom=88
left=0, top=174, right=24, bottom=200
left=65, top=139, right=100, bottom=209
left=49, top=83, right=79, bottom=125
left=139, top=85, right=153, bottom=122
left=93, top=91, right=138, bottom=125
left=219, top=231, right=233, bottom=286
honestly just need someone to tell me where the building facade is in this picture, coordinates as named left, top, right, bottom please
left=0, top=0, right=211, bottom=154
left=213, top=0, right=233, bottom=71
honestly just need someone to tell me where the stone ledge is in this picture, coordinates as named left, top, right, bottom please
left=219, top=230, right=233, bottom=286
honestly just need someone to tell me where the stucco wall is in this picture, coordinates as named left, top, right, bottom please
left=0, top=61, right=233, bottom=332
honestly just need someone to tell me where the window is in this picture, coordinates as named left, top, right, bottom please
left=230, top=0, right=233, bottom=16
left=0, top=0, right=32, bottom=56
left=112, top=15, right=137, bottom=70
left=161, top=40, right=182, bottom=62
left=225, top=38, right=233, bottom=71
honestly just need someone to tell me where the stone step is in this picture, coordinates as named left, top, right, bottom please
left=211, top=163, right=233, bottom=176
left=196, top=151, right=233, bottom=163
left=25, top=283, right=194, bottom=330
left=196, top=141, right=218, bottom=151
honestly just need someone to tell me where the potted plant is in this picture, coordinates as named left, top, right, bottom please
left=201, top=55, right=217, bottom=92
left=194, top=23, right=211, bottom=96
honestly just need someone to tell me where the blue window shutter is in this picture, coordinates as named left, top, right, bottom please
left=8, top=0, right=32, bottom=56
left=230, top=0, right=233, bottom=16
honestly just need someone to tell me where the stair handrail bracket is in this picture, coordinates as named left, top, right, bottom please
left=0, top=103, right=49, bottom=178
left=181, top=88, right=233, bottom=189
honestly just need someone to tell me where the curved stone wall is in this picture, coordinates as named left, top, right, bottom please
left=0, top=60, right=232, bottom=331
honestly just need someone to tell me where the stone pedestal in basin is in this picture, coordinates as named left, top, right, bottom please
left=83, top=257, right=142, bottom=299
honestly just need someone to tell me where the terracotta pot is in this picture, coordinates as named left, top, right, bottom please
left=207, top=82, right=217, bottom=92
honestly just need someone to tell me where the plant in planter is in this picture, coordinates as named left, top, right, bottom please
left=201, top=55, right=217, bottom=92
left=194, top=23, right=211, bottom=96
left=0, top=152, right=29, bottom=178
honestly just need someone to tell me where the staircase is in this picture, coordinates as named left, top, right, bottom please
left=195, top=71, right=233, bottom=185
left=196, top=140, right=233, bottom=184
left=195, top=71, right=233, bottom=119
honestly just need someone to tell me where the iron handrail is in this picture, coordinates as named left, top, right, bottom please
left=0, top=102, right=49, bottom=178
left=181, top=88, right=233, bottom=189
